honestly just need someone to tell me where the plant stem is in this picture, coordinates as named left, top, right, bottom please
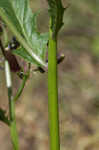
left=14, top=64, right=30, bottom=102
left=14, top=74, right=29, bottom=102
left=5, top=60, right=19, bottom=150
left=48, top=26, right=60, bottom=150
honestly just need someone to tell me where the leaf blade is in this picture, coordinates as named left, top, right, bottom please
left=0, top=0, right=48, bottom=66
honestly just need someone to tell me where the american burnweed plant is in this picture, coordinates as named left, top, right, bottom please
left=0, top=0, right=67, bottom=150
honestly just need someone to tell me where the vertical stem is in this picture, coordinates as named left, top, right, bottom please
left=48, top=27, right=60, bottom=150
left=5, top=60, right=19, bottom=150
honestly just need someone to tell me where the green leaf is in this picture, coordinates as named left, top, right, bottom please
left=12, top=47, right=37, bottom=64
left=47, top=0, right=65, bottom=37
left=0, top=108, right=10, bottom=125
left=0, top=0, right=48, bottom=66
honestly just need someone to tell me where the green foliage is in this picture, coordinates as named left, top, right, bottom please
left=0, top=0, right=48, bottom=66
left=47, top=0, right=65, bottom=37
left=0, top=108, right=10, bottom=125
left=0, top=0, right=66, bottom=149
left=12, top=47, right=37, bottom=64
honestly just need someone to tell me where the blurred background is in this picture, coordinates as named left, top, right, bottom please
left=0, top=0, right=99, bottom=149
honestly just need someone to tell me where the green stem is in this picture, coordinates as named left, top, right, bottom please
left=48, top=27, right=60, bottom=150
left=14, top=64, right=30, bottom=102
left=5, top=60, right=19, bottom=150
left=14, top=74, right=28, bottom=102
left=8, top=88, right=19, bottom=150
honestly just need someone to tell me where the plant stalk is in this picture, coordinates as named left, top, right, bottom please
left=5, top=60, right=19, bottom=150
left=48, top=27, right=60, bottom=150
left=14, top=74, right=29, bottom=102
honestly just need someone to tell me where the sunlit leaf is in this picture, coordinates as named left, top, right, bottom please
left=0, top=0, right=48, bottom=65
